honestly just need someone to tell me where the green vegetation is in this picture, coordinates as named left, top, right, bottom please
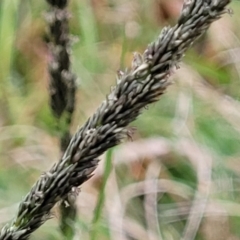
left=0, top=0, right=240, bottom=239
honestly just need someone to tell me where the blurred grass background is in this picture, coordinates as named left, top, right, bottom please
left=1, top=0, right=240, bottom=239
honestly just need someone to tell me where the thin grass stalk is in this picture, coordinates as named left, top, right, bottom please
left=90, top=149, right=113, bottom=240
left=0, top=0, right=19, bottom=123
left=0, top=0, right=232, bottom=239
left=45, top=0, right=77, bottom=239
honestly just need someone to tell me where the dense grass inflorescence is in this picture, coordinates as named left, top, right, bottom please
left=0, top=0, right=233, bottom=239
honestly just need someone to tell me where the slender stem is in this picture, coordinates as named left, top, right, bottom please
left=90, top=149, right=113, bottom=240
